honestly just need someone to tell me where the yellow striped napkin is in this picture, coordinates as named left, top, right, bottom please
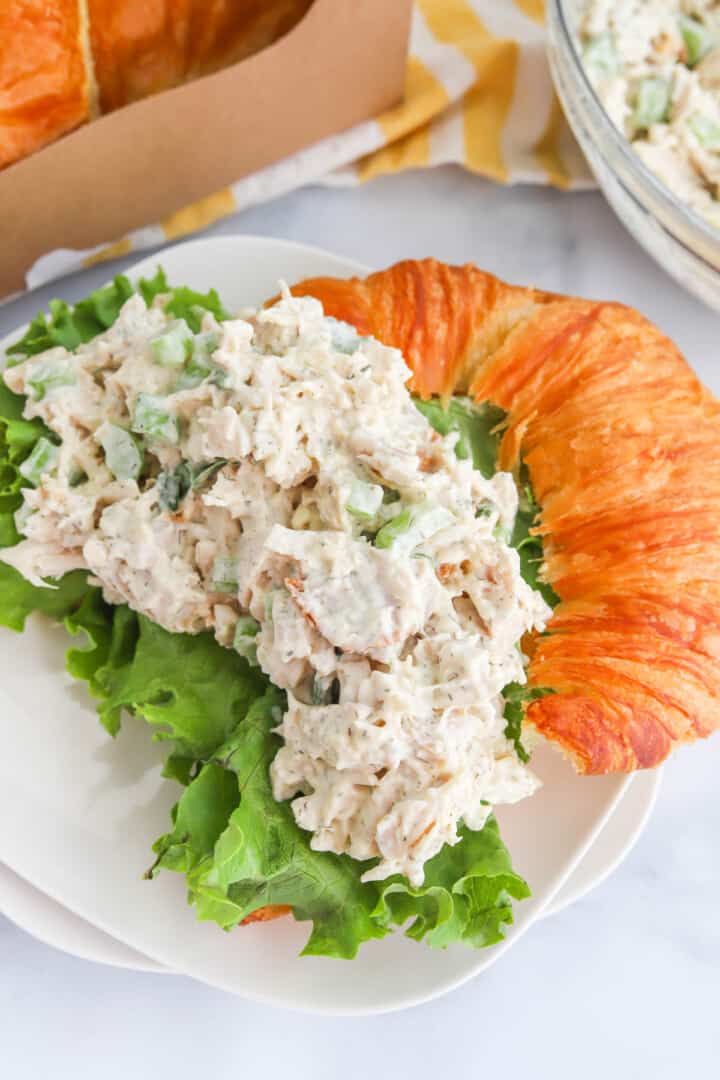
left=26, top=0, right=592, bottom=291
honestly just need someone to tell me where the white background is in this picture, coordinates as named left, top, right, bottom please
left=1, top=166, right=719, bottom=1077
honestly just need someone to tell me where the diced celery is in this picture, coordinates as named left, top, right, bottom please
left=14, top=500, right=34, bottom=534
left=150, top=320, right=193, bottom=368
left=174, top=332, right=221, bottom=390
left=192, top=331, right=220, bottom=363
left=374, top=503, right=454, bottom=553
left=234, top=638, right=258, bottom=665
left=346, top=478, right=384, bottom=519
left=633, top=78, right=670, bottom=130
left=689, top=112, right=720, bottom=149
left=27, top=361, right=75, bottom=401
left=97, top=423, right=144, bottom=480
left=235, top=615, right=260, bottom=638
left=233, top=615, right=260, bottom=665
left=374, top=508, right=413, bottom=549
left=131, top=393, right=180, bottom=445
left=582, top=31, right=619, bottom=77
left=211, top=556, right=238, bottom=593
left=679, top=15, right=715, bottom=67
left=19, top=437, right=58, bottom=486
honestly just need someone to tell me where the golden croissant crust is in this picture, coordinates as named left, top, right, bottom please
left=288, top=258, right=720, bottom=775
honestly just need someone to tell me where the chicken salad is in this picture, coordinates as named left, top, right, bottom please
left=0, top=269, right=555, bottom=955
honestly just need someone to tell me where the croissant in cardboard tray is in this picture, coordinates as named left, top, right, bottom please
left=287, top=258, right=720, bottom=776
left=0, top=0, right=313, bottom=168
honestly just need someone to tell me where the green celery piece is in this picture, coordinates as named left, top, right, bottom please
left=582, top=31, right=619, bottom=77
left=19, top=436, right=58, bottom=486
left=633, top=77, right=670, bottom=130
left=233, top=616, right=260, bottom=666
left=679, top=15, right=715, bottom=67
left=211, top=556, right=238, bottom=593
left=26, top=360, right=76, bottom=401
left=374, top=503, right=453, bottom=552
left=131, top=393, right=179, bottom=445
left=374, top=507, right=413, bottom=548
left=151, top=320, right=193, bottom=368
left=192, top=331, right=220, bottom=363
left=345, top=477, right=383, bottom=519
left=689, top=112, right=720, bottom=149
left=234, top=616, right=260, bottom=638
left=97, top=424, right=144, bottom=481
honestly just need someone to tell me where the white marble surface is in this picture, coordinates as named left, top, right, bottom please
left=1, top=166, right=719, bottom=1077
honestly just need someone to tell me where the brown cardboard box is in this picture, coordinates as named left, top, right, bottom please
left=1, top=0, right=412, bottom=298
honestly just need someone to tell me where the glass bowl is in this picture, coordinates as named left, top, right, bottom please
left=546, top=0, right=720, bottom=310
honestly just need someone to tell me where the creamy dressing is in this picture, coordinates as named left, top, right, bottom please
left=2, top=287, right=550, bottom=886
left=580, top=0, right=720, bottom=227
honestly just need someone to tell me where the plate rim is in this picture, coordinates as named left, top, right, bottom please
left=0, top=768, right=661, bottom=976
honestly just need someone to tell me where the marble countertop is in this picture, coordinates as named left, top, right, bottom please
left=1, top=166, right=718, bottom=1079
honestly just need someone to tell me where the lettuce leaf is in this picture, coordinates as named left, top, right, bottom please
left=6, top=268, right=229, bottom=359
left=371, top=815, right=530, bottom=948
left=0, top=378, right=96, bottom=629
left=68, top=605, right=266, bottom=750
left=150, top=690, right=387, bottom=958
left=150, top=689, right=527, bottom=958
left=413, top=396, right=506, bottom=479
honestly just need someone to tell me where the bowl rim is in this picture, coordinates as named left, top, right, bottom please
left=547, top=0, right=720, bottom=259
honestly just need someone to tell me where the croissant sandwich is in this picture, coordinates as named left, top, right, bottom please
left=2, top=257, right=717, bottom=954
left=0, top=0, right=313, bottom=169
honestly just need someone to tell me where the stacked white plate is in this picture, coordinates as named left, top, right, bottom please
left=0, top=237, right=661, bottom=1015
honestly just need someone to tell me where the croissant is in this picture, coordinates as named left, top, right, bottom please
left=0, top=0, right=91, bottom=169
left=286, top=259, right=720, bottom=776
left=86, top=0, right=314, bottom=114
left=0, top=0, right=312, bottom=168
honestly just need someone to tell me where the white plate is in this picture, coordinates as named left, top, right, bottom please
left=0, top=236, right=634, bottom=1014
left=0, top=767, right=660, bottom=973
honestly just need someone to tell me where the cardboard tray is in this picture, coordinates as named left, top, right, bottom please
left=1, top=0, right=412, bottom=298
